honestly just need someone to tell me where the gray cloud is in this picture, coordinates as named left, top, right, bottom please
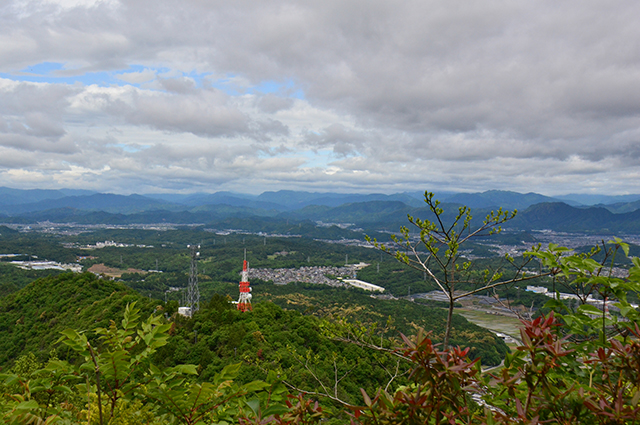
left=0, top=133, right=77, bottom=153
left=123, top=91, right=249, bottom=138
left=255, top=94, right=294, bottom=114
left=304, top=123, right=369, bottom=157
left=1, top=0, right=640, bottom=194
left=157, top=77, right=198, bottom=94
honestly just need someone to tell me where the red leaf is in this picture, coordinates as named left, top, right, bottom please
left=361, top=388, right=372, bottom=407
left=515, top=398, right=525, bottom=418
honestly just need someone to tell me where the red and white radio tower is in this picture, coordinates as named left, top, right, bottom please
left=237, top=249, right=252, bottom=312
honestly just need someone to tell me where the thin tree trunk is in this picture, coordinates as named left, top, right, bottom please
left=444, top=296, right=454, bottom=350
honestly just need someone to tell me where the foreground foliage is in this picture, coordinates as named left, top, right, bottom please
left=0, top=302, right=302, bottom=424
left=367, top=191, right=552, bottom=349
left=0, top=272, right=159, bottom=367
left=351, top=238, right=640, bottom=424
left=351, top=313, right=640, bottom=424
left=2, top=236, right=640, bottom=423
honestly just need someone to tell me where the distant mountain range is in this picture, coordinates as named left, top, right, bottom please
left=2, top=187, right=640, bottom=234
left=439, top=190, right=580, bottom=209
left=0, top=187, right=97, bottom=206
left=0, top=193, right=175, bottom=215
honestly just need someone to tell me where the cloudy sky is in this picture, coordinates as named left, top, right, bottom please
left=1, top=0, right=640, bottom=195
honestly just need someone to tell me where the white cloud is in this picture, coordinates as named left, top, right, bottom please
left=0, top=0, right=640, bottom=194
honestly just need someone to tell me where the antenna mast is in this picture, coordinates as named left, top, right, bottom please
left=237, top=248, right=252, bottom=312
left=185, top=244, right=201, bottom=316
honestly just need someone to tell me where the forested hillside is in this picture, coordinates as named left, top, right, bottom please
left=253, top=281, right=508, bottom=365
left=0, top=272, right=159, bottom=367
left=0, top=269, right=507, bottom=374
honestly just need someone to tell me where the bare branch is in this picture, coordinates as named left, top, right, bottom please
left=330, top=337, right=411, bottom=362
left=453, top=271, right=553, bottom=300
left=289, top=350, right=331, bottom=398
left=333, top=357, right=356, bottom=399
left=281, top=382, right=352, bottom=407
left=379, top=359, right=411, bottom=393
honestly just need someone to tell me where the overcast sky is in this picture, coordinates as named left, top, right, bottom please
left=1, top=0, right=640, bottom=195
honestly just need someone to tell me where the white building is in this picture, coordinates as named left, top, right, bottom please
left=341, top=278, right=385, bottom=292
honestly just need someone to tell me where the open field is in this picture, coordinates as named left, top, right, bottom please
left=456, top=308, right=524, bottom=340
left=87, top=263, right=148, bottom=278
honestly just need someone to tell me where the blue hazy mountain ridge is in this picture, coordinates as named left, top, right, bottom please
left=597, top=199, right=640, bottom=214
left=556, top=193, right=640, bottom=206
left=0, top=187, right=97, bottom=206
left=0, top=193, right=175, bottom=215
left=3, top=207, right=199, bottom=225
left=146, top=191, right=263, bottom=206
left=146, top=190, right=424, bottom=210
left=442, top=190, right=576, bottom=209
left=280, top=200, right=414, bottom=224
left=185, top=193, right=287, bottom=211
left=142, top=192, right=209, bottom=204
left=257, top=190, right=338, bottom=208
left=509, top=202, right=640, bottom=232
left=308, top=193, right=424, bottom=208
left=256, top=190, right=425, bottom=209
left=388, top=201, right=640, bottom=233
left=188, top=203, right=281, bottom=217
left=145, top=190, right=639, bottom=210
left=4, top=197, right=640, bottom=234
left=3, top=188, right=640, bottom=233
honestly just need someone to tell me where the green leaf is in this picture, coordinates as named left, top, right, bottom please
left=243, top=380, right=270, bottom=392
left=245, top=398, right=260, bottom=416
left=577, top=304, right=604, bottom=316
left=543, top=298, right=567, bottom=312
left=171, top=364, right=198, bottom=375
left=217, top=363, right=242, bottom=382
left=15, top=400, right=40, bottom=410
left=263, top=404, right=292, bottom=417
left=608, top=237, right=630, bottom=257
left=0, top=374, right=20, bottom=386
left=50, top=385, right=73, bottom=394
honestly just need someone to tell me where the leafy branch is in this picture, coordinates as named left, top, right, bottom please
left=367, top=191, right=553, bottom=348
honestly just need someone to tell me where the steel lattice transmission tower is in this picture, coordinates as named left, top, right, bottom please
left=184, top=244, right=201, bottom=316
left=237, top=248, right=252, bottom=312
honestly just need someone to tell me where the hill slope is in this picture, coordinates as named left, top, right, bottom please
left=0, top=272, right=158, bottom=367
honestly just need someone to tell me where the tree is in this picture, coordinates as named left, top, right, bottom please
left=351, top=239, right=640, bottom=424
left=0, top=302, right=285, bottom=425
left=367, top=191, right=550, bottom=349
